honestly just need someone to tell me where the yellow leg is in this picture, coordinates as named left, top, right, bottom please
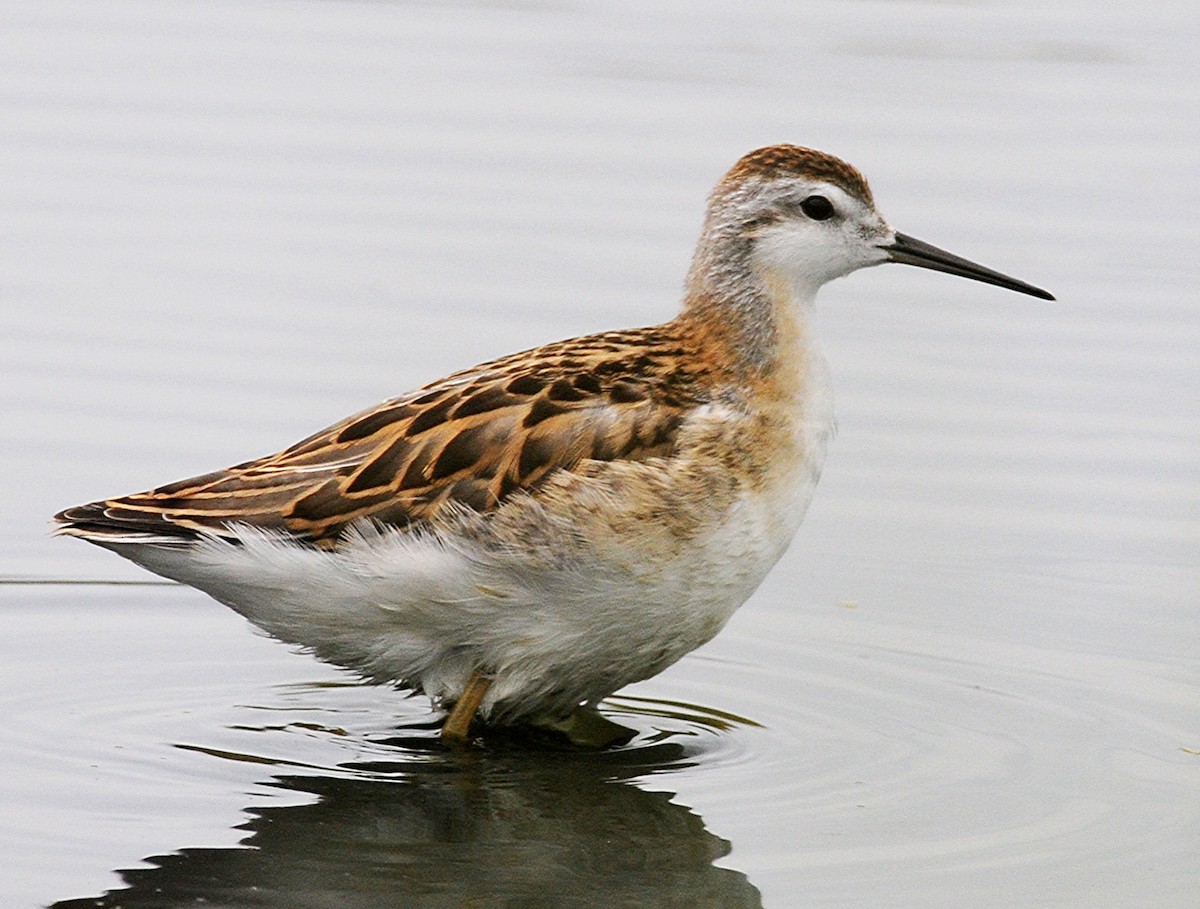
left=441, top=672, right=492, bottom=743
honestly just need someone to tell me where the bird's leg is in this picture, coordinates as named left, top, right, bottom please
left=441, top=672, right=492, bottom=743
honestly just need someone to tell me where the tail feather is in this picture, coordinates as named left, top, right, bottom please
left=53, top=500, right=226, bottom=546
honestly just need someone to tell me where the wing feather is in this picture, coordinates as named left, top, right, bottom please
left=54, top=327, right=701, bottom=545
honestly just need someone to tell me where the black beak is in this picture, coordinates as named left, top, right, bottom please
left=885, top=232, right=1054, bottom=301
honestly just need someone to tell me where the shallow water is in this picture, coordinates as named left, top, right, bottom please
left=2, top=1, right=1198, bottom=907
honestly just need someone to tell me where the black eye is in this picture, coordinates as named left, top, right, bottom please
left=799, top=195, right=834, bottom=221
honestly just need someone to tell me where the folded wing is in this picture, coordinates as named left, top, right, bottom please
left=55, top=329, right=700, bottom=546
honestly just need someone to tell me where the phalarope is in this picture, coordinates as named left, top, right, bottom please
left=55, top=145, right=1052, bottom=743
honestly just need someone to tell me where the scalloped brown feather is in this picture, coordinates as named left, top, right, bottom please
left=56, top=324, right=716, bottom=546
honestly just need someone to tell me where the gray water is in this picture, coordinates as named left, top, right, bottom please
left=2, top=1, right=1197, bottom=906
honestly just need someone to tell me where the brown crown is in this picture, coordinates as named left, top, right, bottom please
left=720, top=144, right=874, bottom=205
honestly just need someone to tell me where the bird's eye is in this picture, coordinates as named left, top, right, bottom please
left=799, top=195, right=834, bottom=221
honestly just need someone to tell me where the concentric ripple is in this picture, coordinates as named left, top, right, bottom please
left=5, top=582, right=1197, bottom=908
left=647, top=605, right=1199, bottom=904
left=170, top=678, right=763, bottom=784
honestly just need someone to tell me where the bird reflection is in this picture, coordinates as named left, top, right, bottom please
left=51, top=727, right=762, bottom=908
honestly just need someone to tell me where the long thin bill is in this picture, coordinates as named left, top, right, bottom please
left=886, top=232, right=1054, bottom=300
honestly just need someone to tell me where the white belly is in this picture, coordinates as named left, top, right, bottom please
left=115, top=396, right=832, bottom=724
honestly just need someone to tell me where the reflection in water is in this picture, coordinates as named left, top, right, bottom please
left=52, top=715, right=762, bottom=909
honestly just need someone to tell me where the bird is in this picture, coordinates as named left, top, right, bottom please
left=54, top=145, right=1053, bottom=745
